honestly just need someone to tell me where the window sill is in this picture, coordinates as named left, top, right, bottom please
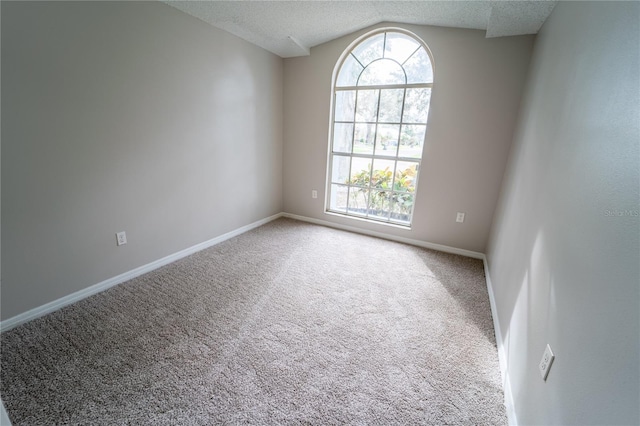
left=324, top=210, right=413, bottom=230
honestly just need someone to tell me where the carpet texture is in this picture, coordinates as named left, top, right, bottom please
left=1, top=218, right=507, bottom=425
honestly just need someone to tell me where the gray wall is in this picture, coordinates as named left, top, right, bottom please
left=1, top=1, right=283, bottom=320
left=283, top=23, right=534, bottom=253
left=487, top=2, right=639, bottom=425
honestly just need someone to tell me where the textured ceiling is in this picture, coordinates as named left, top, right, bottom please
left=164, top=1, right=557, bottom=58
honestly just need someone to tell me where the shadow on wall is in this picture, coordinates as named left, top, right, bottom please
left=211, top=50, right=258, bottom=228
left=494, top=227, right=553, bottom=408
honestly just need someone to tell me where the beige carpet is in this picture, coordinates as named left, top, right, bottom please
left=1, top=218, right=507, bottom=425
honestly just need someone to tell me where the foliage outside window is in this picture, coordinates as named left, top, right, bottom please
left=327, top=30, right=434, bottom=226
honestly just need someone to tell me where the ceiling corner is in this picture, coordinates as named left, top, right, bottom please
left=486, top=1, right=557, bottom=38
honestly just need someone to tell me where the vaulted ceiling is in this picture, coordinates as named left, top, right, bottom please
left=164, top=1, right=557, bottom=58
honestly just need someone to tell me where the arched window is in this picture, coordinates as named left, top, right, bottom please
left=326, top=29, right=434, bottom=226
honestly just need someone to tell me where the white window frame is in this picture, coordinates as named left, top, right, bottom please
left=325, top=28, right=435, bottom=228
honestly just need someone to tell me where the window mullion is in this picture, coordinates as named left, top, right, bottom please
left=351, top=90, right=359, bottom=154
left=366, top=88, right=385, bottom=218
left=388, top=87, right=409, bottom=222
left=382, top=32, right=387, bottom=58
left=395, top=86, right=408, bottom=158
left=345, top=88, right=360, bottom=214
left=365, top=156, right=374, bottom=218
left=373, top=89, right=383, bottom=157
left=388, top=165, right=399, bottom=222
left=402, top=45, right=422, bottom=66
left=329, top=94, right=340, bottom=212
left=388, top=181, right=398, bottom=218
left=351, top=52, right=365, bottom=70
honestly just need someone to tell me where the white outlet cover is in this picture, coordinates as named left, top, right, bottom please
left=116, top=231, right=127, bottom=246
left=312, top=190, right=318, bottom=199
left=456, top=212, right=465, bottom=223
left=539, top=344, right=555, bottom=380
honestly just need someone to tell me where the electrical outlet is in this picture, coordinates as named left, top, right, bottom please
left=116, top=231, right=127, bottom=246
left=539, top=344, right=555, bottom=380
left=456, top=212, right=465, bottom=223
left=312, top=190, right=318, bottom=199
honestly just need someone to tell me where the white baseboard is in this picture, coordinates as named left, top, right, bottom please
left=483, top=256, right=518, bottom=426
left=282, top=212, right=484, bottom=259
left=0, top=397, right=12, bottom=426
left=0, top=213, right=283, bottom=333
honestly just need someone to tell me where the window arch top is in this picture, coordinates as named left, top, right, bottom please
left=336, top=31, right=433, bottom=88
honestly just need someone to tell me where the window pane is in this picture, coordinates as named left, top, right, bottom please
left=352, top=33, right=384, bottom=66
left=355, top=90, right=379, bottom=122
left=384, top=32, right=420, bottom=64
left=390, top=192, right=414, bottom=224
left=398, top=124, right=426, bottom=158
left=368, top=190, right=391, bottom=220
left=358, top=59, right=405, bottom=86
left=335, top=90, right=356, bottom=121
left=402, top=88, right=431, bottom=123
left=375, top=124, right=400, bottom=156
left=353, top=123, right=375, bottom=155
left=404, top=47, right=433, bottom=84
left=394, top=161, right=418, bottom=193
left=331, top=155, right=351, bottom=184
left=371, top=159, right=395, bottom=190
left=330, top=184, right=348, bottom=212
left=333, top=123, right=353, bottom=153
left=347, top=187, right=368, bottom=216
left=378, top=89, right=404, bottom=123
left=349, top=157, right=372, bottom=187
left=337, top=54, right=364, bottom=87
